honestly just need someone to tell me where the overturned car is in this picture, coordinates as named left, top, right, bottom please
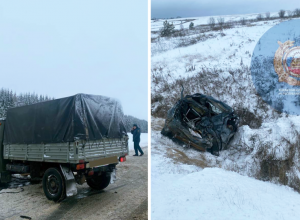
left=161, top=92, right=239, bottom=155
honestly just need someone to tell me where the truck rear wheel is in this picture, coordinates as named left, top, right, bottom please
left=87, top=172, right=111, bottom=190
left=42, top=167, right=66, bottom=202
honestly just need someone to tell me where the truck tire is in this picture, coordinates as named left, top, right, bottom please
left=42, top=167, right=66, bottom=202
left=87, top=172, right=111, bottom=190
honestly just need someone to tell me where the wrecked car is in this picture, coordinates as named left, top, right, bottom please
left=161, top=92, right=239, bottom=155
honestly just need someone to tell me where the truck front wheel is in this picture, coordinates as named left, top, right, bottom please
left=87, top=172, right=111, bottom=190
left=42, top=167, right=66, bottom=202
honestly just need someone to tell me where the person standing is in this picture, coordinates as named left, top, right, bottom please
left=131, top=124, right=144, bottom=156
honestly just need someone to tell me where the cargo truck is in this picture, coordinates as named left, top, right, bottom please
left=0, top=94, right=129, bottom=202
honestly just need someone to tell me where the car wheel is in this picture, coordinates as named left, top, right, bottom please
left=211, top=138, right=220, bottom=156
left=42, top=167, right=66, bottom=202
left=87, top=172, right=111, bottom=190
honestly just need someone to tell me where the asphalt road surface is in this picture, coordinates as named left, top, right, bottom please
left=0, top=147, right=148, bottom=220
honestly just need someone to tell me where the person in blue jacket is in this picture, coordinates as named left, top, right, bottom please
left=131, top=124, right=144, bottom=156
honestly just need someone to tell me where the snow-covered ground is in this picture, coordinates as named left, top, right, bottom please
left=151, top=120, right=300, bottom=220
left=152, top=16, right=300, bottom=71
left=151, top=13, right=300, bottom=121
left=152, top=23, right=268, bottom=71
left=151, top=12, right=300, bottom=220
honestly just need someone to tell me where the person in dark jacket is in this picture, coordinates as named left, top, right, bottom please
left=131, top=124, right=144, bottom=156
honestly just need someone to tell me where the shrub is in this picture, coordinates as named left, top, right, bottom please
left=180, top=22, right=184, bottom=30
left=208, top=17, right=215, bottom=29
left=217, top=17, right=225, bottom=27
left=160, top=20, right=175, bottom=37
left=256, top=13, right=263, bottom=21
left=240, top=17, right=247, bottom=25
left=189, top=22, right=194, bottom=30
left=234, top=107, right=263, bottom=129
left=224, top=21, right=233, bottom=29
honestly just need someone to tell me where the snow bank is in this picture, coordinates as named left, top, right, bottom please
left=151, top=120, right=300, bottom=219
left=152, top=167, right=300, bottom=220
left=229, top=115, right=300, bottom=160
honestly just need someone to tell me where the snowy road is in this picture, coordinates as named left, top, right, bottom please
left=0, top=134, right=148, bottom=220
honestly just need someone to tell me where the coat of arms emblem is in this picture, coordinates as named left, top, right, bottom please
left=274, top=40, right=300, bottom=86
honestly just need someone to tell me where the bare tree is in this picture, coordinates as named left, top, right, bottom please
left=180, top=22, right=185, bottom=36
left=294, top=8, right=300, bottom=17
left=208, top=17, right=215, bottom=29
left=287, top=10, right=293, bottom=17
left=180, top=21, right=184, bottom=31
left=265, top=12, right=270, bottom=19
left=240, top=17, right=247, bottom=25
left=217, top=17, right=225, bottom=27
left=256, top=14, right=263, bottom=21
left=279, top=9, right=285, bottom=18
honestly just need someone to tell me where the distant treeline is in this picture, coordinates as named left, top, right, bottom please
left=0, top=88, right=54, bottom=119
left=123, top=115, right=148, bottom=133
left=0, top=88, right=148, bottom=133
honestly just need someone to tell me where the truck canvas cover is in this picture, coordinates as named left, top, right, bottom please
left=3, top=94, right=126, bottom=144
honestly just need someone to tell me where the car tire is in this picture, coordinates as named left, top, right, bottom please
left=87, top=172, right=111, bottom=190
left=42, top=167, right=66, bottom=202
left=210, top=138, right=220, bottom=156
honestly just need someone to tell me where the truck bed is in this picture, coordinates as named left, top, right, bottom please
left=3, top=137, right=128, bottom=163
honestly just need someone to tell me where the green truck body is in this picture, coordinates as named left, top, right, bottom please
left=0, top=94, right=129, bottom=202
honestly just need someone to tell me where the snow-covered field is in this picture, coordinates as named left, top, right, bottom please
left=151, top=12, right=279, bottom=31
left=151, top=12, right=300, bottom=220
left=152, top=22, right=267, bottom=70
left=151, top=14, right=298, bottom=122
left=152, top=14, right=300, bottom=71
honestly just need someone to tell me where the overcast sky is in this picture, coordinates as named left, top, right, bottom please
left=152, top=0, right=300, bottom=18
left=0, top=0, right=148, bottom=121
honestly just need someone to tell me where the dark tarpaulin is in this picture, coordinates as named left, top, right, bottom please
left=3, top=94, right=127, bottom=144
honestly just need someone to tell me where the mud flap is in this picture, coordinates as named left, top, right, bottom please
left=110, top=169, right=116, bottom=184
left=59, top=165, right=77, bottom=197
